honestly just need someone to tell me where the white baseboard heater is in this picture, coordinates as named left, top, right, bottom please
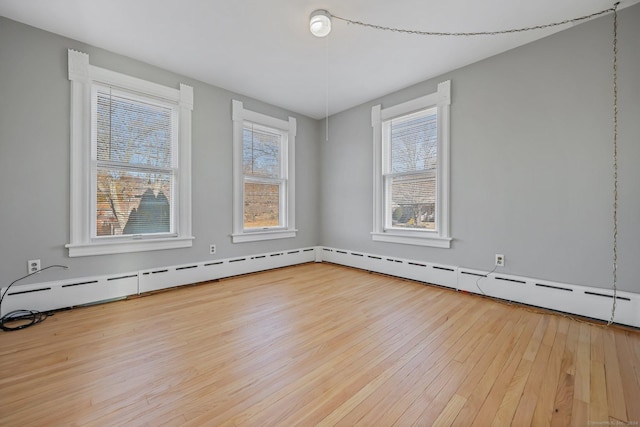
left=0, top=248, right=317, bottom=317
left=138, top=248, right=317, bottom=293
left=319, top=247, right=640, bottom=329
left=2, top=246, right=638, bottom=328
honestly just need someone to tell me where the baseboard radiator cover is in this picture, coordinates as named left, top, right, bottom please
left=0, top=247, right=318, bottom=317
left=0, top=273, right=138, bottom=317
left=138, top=247, right=317, bottom=293
left=318, top=247, right=640, bottom=328
left=2, top=246, right=637, bottom=328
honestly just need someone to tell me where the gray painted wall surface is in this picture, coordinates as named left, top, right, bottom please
left=0, top=17, right=321, bottom=284
left=320, top=4, right=639, bottom=292
left=1, top=4, right=638, bottom=294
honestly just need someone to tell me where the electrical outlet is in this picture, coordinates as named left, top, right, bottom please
left=495, top=254, right=505, bottom=267
left=210, top=244, right=216, bottom=255
left=28, top=259, right=41, bottom=274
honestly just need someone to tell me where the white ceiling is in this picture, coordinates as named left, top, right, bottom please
left=0, top=0, right=636, bottom=119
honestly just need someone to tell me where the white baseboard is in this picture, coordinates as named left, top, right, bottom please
left=0, top=272, right=138, bottom=317
left=0, top=247, right=317, bottom=317
left=2, top=246, right=638, bottom=328
left=319, top=247, right=640, bottom=328
left=138, top=248, right=316, bottom=293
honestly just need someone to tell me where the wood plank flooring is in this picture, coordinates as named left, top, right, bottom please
left=1, top=262, right=639, bottom=426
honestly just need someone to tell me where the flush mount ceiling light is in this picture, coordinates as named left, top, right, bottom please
left=310, top=9, right=332, bottom=37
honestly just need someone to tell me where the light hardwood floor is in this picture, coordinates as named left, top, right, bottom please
left=1, top=263, right=639, bottom=426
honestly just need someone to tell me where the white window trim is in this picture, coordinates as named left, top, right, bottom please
left=231, top=100, right=297, bottom=243
left=66, top=49, right=194, bottom=257
left=371, top=80, right=452, bottom=248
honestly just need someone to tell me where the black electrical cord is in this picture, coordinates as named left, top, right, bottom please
left=0, top=265, right=68, bottom=332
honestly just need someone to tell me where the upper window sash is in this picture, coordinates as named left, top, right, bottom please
left=242, top=121, right=287, bottom=180
left=381, top=106, right=438, bottom=176
left=91, top=83, right=181, bottom=172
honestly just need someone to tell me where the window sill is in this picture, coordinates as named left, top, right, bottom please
left=371, top=231, right=452, bottom=248
left=66, top=236, right=195, bottom=257
left=232, top=229, right=297, bottom=243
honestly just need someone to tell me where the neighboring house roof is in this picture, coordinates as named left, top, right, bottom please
left=391, top=172, right=436, bottom=206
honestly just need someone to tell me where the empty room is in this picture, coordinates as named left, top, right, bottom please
left=1, top=0, right=639, bottom=425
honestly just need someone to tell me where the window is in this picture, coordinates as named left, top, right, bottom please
left=67, top=49, right=194, bottom=256
left=232, top=100, right=296, bottom=243
left=371, top=81, right=451, bottom=248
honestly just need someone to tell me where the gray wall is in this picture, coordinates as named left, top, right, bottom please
left=0, top=17, right=321, bottom=284
left=1, top=4, right=638, bottom=294
left=320, top=4, right=640, bottom=292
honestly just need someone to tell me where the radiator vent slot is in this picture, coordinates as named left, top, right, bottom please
left=62, top=280, right=99, bottom=288
left=107, top=274, right=137, bottom=281
left=270, top=253, right=283, bottom=257
left=8, top=287, right=51, bottom=296
left=151, top=269, right=169, bottom=275
left=368, top=255, right=382, bottom=260
left=433, top=266, right=455, bottom=272
left=287, top=250, right=300, bottom=254
left=229, top=258, right=246, bottom=263
left=176, top=265, right=198, bottom=271
left=337, top=250, right=348, bottom=254
left=252, top=255, right=266, bottom=259
left=204, top=261, right=224, bottom=267
left=303, top=248, right=314, bottom=252
left=461, top=271, right=486, bottom=277
left=323, top=248, right=333, bottom=252
left=351, top=252, right=364, bottom=257
left=535, top=283, right=573, bottom=292
left=408, top=262, right=427, bottom=267
left=495, top=276, right=526, bottom=284
left=584, top=291, right=630, bottom=301
left=387, top=258, right=403, bottom=263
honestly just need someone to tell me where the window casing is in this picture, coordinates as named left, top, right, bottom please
left=371, top=81, right=451, bottom=248
left=67, top=49, right=194, bottom=257
left=232, top=100, right=296, bottom=243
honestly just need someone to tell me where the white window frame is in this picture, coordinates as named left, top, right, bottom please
left=371, top=80, right=452, bottom=248
left=231, top=100, right=297, bottom=243
left=66, top=49, right=194, bottom=257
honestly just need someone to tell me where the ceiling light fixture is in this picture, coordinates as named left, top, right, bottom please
left=310, top=9, right=332, bottom=37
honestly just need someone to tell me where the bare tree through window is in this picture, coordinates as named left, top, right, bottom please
left=95, top=89, right=175, bottom=236
left=242, top=124, right=283, bottom=229
left=387, top=108, right=437, bottom=230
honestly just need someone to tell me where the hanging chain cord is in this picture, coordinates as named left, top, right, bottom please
left=325, top=35, right=330, bottom=142
left=335, top=2, right=622, bottom=325
left=332, top=5, right=618, bottom=37
left=608, top=2, right=619, bottom=326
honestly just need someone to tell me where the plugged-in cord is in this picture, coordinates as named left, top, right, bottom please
left=0, top=265, right=68, bottom=332
left=470, top=263, right=620, bottom=329
left=475, top=264, right=499, bottom=296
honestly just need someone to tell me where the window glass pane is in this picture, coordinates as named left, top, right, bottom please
left=96, top=166, right=172, bottom=236
left=390, top=109, right=437, bottom=173
left=97, top=90, right=173, bottom=169
left=244, top=181, right=280, bottom=229
left=243, top=125, right=281, bottom=178
left=389, top=172, right=436, bottom=230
